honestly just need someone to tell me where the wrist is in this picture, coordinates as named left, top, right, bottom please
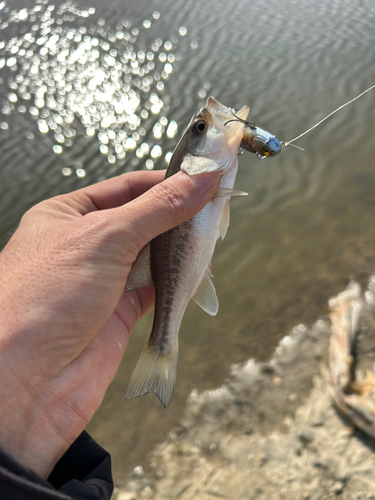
left=0, top=366, right=78, bottom=478
left=0, top=324, right=75, bottom=479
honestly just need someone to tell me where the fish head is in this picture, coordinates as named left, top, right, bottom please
left=180, top=97, right=249, bottom=176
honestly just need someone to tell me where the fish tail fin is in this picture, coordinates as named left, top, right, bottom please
left=124, top=341, right=178, bottom=408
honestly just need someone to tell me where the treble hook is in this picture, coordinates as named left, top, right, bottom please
left=224, top=110, right=256, bottom=129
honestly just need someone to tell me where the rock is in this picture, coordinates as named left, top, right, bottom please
left=298, top=430, right=315, bottom=445
left=330, top=481, right=344, bottom=494
left=116, top=493, right=137, bottom=500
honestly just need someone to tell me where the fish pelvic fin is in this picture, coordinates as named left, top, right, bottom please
left=126, top=243, right=153, bottom=292
left=124, top=342, right=178, bottom=408
left=218, top=200, right=230, bottom=240
left=215, top=187, right=248, bottom=197
left=192, top=268, right=219, bottom=316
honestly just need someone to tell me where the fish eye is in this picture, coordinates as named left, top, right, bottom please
left=191, top=119, right=207, bottom=135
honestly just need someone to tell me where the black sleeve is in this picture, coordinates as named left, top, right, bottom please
left=0, top=431, right=114, bottom=500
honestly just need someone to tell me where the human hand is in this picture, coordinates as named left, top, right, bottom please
left=0, top=168, right=220, bottom=478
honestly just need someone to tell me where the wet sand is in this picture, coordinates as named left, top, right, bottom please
left=113, top=280, right=375, bottom=499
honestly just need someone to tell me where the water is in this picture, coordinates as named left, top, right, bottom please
left=1, top=0, right=375, bottom=482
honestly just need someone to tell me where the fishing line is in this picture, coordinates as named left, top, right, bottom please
left=287, top=143, right=305, bottom=151
left=226, top=85, right=375, bottom=159
left=282, top=83, right=375, bottom=148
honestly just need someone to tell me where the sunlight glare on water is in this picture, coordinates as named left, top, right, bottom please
left=0, top=0, right=189, bottom=176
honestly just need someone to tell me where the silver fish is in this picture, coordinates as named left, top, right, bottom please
left=125, top=97, right=249, bottom=407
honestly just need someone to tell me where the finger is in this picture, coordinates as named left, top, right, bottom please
left=109, top=170, right=221, bottom=255
left=63, top=286, right=156, bottom=405
left=115, top=285, right=155, bottom=333
left=64, top=170, right=166, bottom=214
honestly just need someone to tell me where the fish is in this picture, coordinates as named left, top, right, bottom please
left=124, top=97, right=249, bottom=407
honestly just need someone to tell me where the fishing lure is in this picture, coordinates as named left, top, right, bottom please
left=229, top=83, right=375, bottom=159
left=240, top=124, right=282, bottom=158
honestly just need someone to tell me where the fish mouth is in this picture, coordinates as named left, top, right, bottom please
left=205, top=96, right=250, bottom=150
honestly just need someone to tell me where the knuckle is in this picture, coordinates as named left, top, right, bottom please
left=156, top=182, right=186, bottom=220
left=20, top=200, right=45, bottom=221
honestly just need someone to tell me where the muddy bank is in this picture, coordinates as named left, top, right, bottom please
left=113, top=282, right=375, bottom=500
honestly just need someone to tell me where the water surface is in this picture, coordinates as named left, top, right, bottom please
left=0, top=0, right=375, bottom=481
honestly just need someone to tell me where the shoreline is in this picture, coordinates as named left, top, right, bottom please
left=114, top=283, right=375, bottom=499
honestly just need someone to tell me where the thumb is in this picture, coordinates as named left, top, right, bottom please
left=113, top=170, right=220, bottom=254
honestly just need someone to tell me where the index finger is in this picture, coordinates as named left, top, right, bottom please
left=67, top=170, right=166, bottom=214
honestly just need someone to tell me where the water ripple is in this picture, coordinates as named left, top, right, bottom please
left=1, top=0, right=375, bottom=482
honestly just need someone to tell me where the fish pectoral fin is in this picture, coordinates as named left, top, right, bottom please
left=216, top=187, right=249, bottom=197
left=181, top=155, right=219, bottom=175
left=126, top=243, right=153, bottom=292
left=218, top=200, right=230, bottom=240
left=192, top=268, right=219, bottom=316
left=124, top=342, right=178, bottom=408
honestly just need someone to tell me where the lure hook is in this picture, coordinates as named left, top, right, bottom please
left=224, top=110, right=256, bottom=129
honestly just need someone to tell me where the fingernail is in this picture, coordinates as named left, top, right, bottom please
left=189, top=171, right=220, bottom=195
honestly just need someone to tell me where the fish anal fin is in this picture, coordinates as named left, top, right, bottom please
left=216, top=187, right=248, bottom=197
left=124, top=342, right=178, bottom=408
left=219, top=200, right=230, bottom=240
left=126, top=243, right=153, bottom=292
left=192, top=268, right=219, bottom=316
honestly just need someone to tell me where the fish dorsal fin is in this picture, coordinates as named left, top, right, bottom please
left=181, top=155, right=219, bottom=175
left=126, top=243, right=153, bottom=291
left=216, top=187, right=248, bottom=197
left=192, top=268, right=219, bottom=316
left=218, top=200, right=230, bottom=240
